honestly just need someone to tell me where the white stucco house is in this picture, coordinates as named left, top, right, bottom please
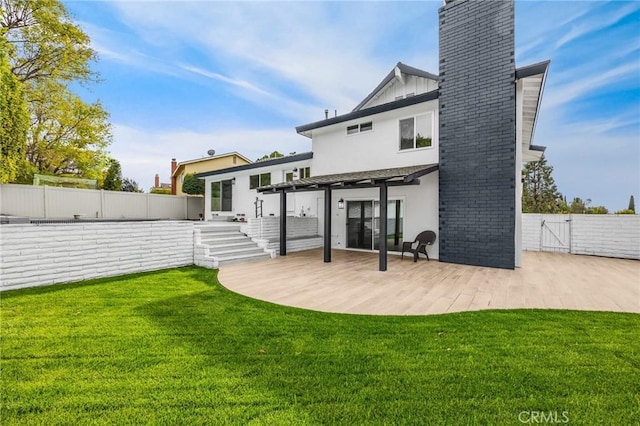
left=197, top=152, right=315, bottom=220
left=197, top=0, right=549, bottom=271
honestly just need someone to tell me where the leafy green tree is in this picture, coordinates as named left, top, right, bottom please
left=586, top=205, right=608, bottom=214
left=102, top=158, right=122, bottom=191
left=257, top=151, right=284, bottom=161
left=522, top=155, right=563, bottom=213
left=122, top=177, right=142, bottom=193
left=150, top=187, right=171, bottom=195
left=2, top=0, right=112, bottom=183
left=182, top=173, right=205, bottom=195
left=0, top=39, right=28, bottom=183
left=628, top=195, right=635, bottom=213
left=569, top=197, right=588, bottom=214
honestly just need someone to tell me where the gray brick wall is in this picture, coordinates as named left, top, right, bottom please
left=438, top=0, right=516, bottom=269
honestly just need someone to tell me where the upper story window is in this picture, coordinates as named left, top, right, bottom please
left=346, top=121, right=373, bottom=135
left=249, top=172, right=271, bottom=189
left=399, top=112, right=433, bottom=150
left=286, top=167, right=311, bottom=181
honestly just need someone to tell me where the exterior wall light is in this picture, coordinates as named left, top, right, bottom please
left=338, top=198, right=345, bottom=209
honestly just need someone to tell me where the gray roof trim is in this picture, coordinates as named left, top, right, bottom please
left=516, top=60, right=550, bottom=79
left=194, top=152, right=313, bottom=179
left=352, top=62, right=438, bottom=112
left=517, top=60, right=550, bottom=153
left=296, top=90, right=439, bottom=136
left=258, top=164, right=438, bottom=193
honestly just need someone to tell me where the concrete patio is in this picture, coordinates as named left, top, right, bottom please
left=218, top=249, right=640, bottom=315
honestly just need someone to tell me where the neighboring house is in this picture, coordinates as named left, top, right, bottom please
left=196, top=153, right=315, bottom=220
left=199, top=0, right=548, bottom=271
left=171, top=152, right=252, bottom=195
left=150, top=174, right=172, bottom=193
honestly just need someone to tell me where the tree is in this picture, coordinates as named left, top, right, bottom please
left=569, top=197, right=588, bottom=214
left=102, top=158, right=122, bottom=191
left=522, top=155, right=563, bottom=213
left=257, top=151, right=284, bottom=161
left=586, top=205, right=608, bottom=214
left=150, top=187, right=171, bottom=195
left=0, top=39, right=28, bottom=183
left=182, top=173, right=205, bottom=195
left=2, top=0, right=112, bottom=183
left=122, top=177, right=142, bottom=193
left=628, top=195, right=635, bottom=213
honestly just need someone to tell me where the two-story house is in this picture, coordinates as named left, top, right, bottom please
left=199, top=0, right=548, bottom=271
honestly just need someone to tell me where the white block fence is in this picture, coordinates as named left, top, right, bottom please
left=522, top=214, right=640, bottom=260
left=0, top=221, right=194, bottom=290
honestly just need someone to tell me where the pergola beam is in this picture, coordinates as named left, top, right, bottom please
left=279, top=191, right=287, bottom=256
left=379, top=183, right=388, bottom=272
left=323, top=187, right=331, bottom=263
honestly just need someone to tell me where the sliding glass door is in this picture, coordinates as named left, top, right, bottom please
left=211, top=179, right=233, bottom=212
left=347, top=200, right=404, bottom=251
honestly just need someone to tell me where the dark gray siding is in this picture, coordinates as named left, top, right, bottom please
left=438, top=0, right=516, bottom=269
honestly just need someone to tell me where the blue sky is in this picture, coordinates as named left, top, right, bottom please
left=65, top=0, right=639, bottom=211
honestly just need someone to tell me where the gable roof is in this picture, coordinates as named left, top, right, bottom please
left=352, top=62, right=438, bottom=112
left=194, top=152, right=313, bottom=179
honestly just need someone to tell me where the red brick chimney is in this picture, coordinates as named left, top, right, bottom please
left=154, top=174, right=160, bottom=188
left=170, top=158, right=177, bottom=195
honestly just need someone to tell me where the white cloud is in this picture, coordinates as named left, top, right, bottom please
left=110, top=124, right=312, bottom=191
left=544, top=62, right=639, bottom=109
left=555, top=2, right=639, bottom=49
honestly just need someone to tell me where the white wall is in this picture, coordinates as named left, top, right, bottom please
left=522, top=214, right=640, bottom=259
left=0, top=184, right=199, bottom=219
left=318, top=173, right=439, bottom=258
left=0, top=221, right=193, bottom=290
left=311, top=100, right=439, bottom=176
left=202, top=158, right=314, bottom=220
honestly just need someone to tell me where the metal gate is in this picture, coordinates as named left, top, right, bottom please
left=540, top=219, right=572, bottom=253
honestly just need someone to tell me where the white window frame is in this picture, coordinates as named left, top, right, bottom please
left=346, top=121, right=374, bottom=136
left=398, top=111, right=434, bottom=151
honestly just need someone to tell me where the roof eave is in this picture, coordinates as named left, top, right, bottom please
left=296, top=90, right=439, bottom=135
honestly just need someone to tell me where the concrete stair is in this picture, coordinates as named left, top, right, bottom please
left=194, top=224, right=273, bottom=268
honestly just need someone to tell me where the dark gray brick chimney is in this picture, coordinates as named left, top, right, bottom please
left=438, top=0, right=516, bottom=269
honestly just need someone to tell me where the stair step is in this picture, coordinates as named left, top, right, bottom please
left=203, top=235, right=251, bottom=244
left=217, top=252, right=271, bottom=265
left=195, top=225, right=241, bottom=232
left=200, top=231, right=246, bottom=238
left=202, top=241, right=256, bottom=249
left=209, top=247, right=266, bottom=256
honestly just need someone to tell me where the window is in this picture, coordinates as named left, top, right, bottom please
left=346, top=121, right=373, bottom=135
left=399, top=112, right=433, bottom=150
left=299, top=167, right=311, bottom=179
left=211, top=179, right=233, bottom=212
left=286, top=167, right=311, bottom=181
left=250, top=172, right=271, bottom=189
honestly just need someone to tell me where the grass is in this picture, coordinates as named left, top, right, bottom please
left=1, top=266, right=639, bottom=425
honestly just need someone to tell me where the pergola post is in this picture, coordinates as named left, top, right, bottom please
left=324, top=187, right=331, bottom=263
left=379, top=183, right=388, bottom=272
left=280, top=190, right=287, bottom=256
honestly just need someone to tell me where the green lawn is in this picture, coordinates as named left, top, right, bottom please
left=1, top=266, right=639, bottom=425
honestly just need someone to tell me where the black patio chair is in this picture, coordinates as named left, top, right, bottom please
left=401, top=231, right=437, bottom=262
